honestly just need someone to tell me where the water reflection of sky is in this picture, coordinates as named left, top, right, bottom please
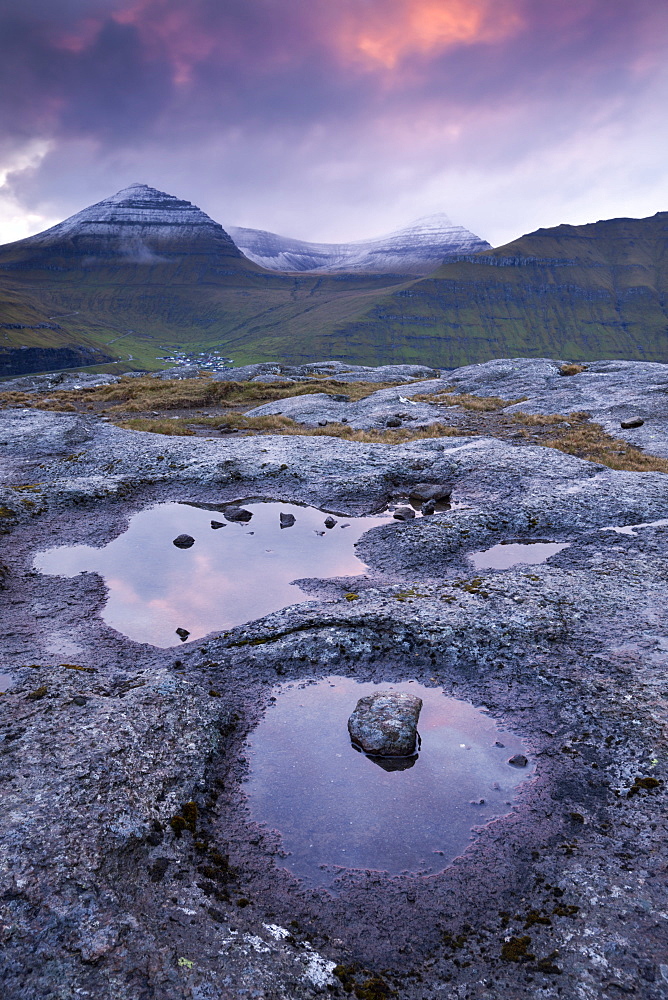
left=469, top=541, right=569, bottom=571
left=244, top=677, right=533, bottom=885
left=33, top=501, right=391, bottom=647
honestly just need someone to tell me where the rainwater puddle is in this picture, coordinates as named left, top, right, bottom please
left=244, top=677, right=532, bottom=887
left=33, top=501, right=391, bottom=647
left=602, top=518, right=668, bottom=536
left=469, top=541, right=569, bottom=571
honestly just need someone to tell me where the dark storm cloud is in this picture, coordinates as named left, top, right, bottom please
left=0, top=0, right=662, bottom=145
left=0, top=0, right=665, bottom=245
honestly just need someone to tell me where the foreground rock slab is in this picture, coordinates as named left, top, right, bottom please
left=348, top=690, right=423, bottom=756
left=1, top=359, right=668, bottom=1000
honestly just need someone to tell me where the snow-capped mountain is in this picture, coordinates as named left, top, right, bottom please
left=13, top=183, right=244, bottom=262
left=228, top=213, right=491, bottom=275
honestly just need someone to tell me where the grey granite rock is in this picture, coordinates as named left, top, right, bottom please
left=1, top=359, right=668, bottom=1000
left=348, top=690, right=423, bottom=756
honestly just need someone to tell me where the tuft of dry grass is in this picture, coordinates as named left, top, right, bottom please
left=0, top=376, right=408, bottom=415
left=117, top=418, right=195, bottom=436
left=413, top=389, right=527, bottom=411
left=511, top=411, right=668, bottom=473
left=116, top=412, right=469, bottom=444
left=559, top=363, right=586, bottom=376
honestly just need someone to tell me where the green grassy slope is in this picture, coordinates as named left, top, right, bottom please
left=0, top=211, right=666, bottom=372
left=312, top=213, right=668, bottom=366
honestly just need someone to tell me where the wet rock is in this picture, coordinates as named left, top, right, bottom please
left=210, top=520, right=225, bottom=529
left=621, top=417, right=644, bottom=429
left=324, top=516, right=337, bottom=528
left=386, top=417, right=402, bottom=428
left=279, top=512, right=296, bottom=528
left=348, top=690, right=423, bottom=756
left=224, top=507, right=253, bottom=523
left=175, top=627, right=190, bottom=640
left=393, top=506, right=416, bottom=520
left=409, top=483, right=453, bottom=502
left=508, top=754, right=529, bottom=768
left=173, top=533, right=195, bottom=548
left=421, top=499, right=436, bottom=515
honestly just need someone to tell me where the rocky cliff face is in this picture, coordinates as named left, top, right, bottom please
left=1, top=183, right=245, bottom=265
left=228, top=213, right=491, bottom=275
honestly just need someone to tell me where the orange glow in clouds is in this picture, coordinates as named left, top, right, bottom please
left=341, top=0, right=524, bottom=69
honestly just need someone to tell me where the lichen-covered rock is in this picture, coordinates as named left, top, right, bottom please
left=348, top=691, right=423, bottom=756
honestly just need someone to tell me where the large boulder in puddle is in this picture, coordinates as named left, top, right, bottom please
left=348, top=691, right=422, bottom=757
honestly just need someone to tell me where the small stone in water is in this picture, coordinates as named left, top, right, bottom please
left=508, top=753, right=528, bottom=767
left=421, top=499, right=436, bottom=515
left=324, top=516, right=337, bottom=528
left=348, top=690, right=423, bottom=757
left=279, top=512, right=296, bottom=528
left=224, top=507, right=253, bottom=523
left=173, top=534, right=195, bottom=548
left=176, top=627, right=190, bottom=640
left=620, top=417, right=644, bottom=429
left=210, top=520, right=226, bottom=529
left=393, top=506, right=416, bottom=521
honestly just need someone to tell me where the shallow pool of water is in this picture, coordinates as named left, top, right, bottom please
left=469, top=541, right=570, bottom=571
left=34, top=501, right=391, bottom=647
left=244, top=677, right=532, bottom=886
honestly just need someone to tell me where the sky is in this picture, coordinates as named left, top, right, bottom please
left=0, top=0, right=666, bottom=248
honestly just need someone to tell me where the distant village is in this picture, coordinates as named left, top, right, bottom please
left=156, top=349, right=234, bottom=371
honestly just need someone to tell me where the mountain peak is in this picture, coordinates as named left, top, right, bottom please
left=229, top=212, right=490, bottom=275
left=9, top=183, right=244, bottom=264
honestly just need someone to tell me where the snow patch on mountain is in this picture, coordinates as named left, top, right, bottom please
left=228, top=213, right=491, bottom=275
left=16, top=183, right=242, bottom=259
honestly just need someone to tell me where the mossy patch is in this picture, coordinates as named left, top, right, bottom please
left=627, top=775, right=663, bottom=797
left=333, top=965, right=396, bottom=999
left=500, top=935, right=535, bottom=962
left=26, top=685, right=48, bottom=700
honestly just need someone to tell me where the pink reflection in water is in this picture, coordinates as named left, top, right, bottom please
left=244, top=677, right=533, bottom=885
left=34, top=501, right=391, bottom=647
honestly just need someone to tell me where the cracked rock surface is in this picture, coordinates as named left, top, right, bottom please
left=1, top=359, right=667, bottom=1000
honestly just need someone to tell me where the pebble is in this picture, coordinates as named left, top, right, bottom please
left=173, top=534, right=195, bottom=548
left=393, top=506, right=416, bottom=520
left=279, top=512, right=296, bottom=528
left=508, top=754, right=529, bottom=767
left=176, top=627, right=190, bottom=640
left=210, top=520, right=226, bottom=528
left=224, top=508, right=253, bottom=523
left=324, top=517, right=337, bottom=528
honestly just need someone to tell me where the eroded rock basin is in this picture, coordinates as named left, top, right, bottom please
left=244, top=677, right=532, bottom=885
left=33, top=500, right=392, bottom=646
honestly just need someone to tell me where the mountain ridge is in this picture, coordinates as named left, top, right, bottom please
left=228, top=212, right=491, bottom=275
left=0, top=186, right=666, bottom=375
